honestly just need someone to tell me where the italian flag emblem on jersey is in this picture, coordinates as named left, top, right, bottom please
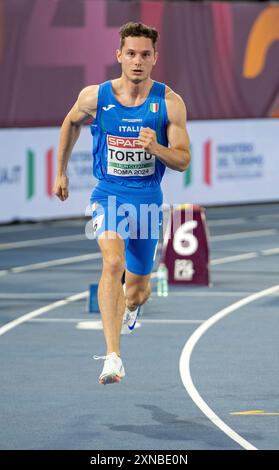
left=150, top=103, right=159, bottom=113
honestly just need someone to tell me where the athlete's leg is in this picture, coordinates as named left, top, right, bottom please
left=120, top=232, right=159, bottom=333
left=124, top=270, right=151, bottom=311
left=98, top=232, right=126, bottom=356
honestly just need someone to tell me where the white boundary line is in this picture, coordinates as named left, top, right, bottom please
left=179, top=284, right=279, bottom=451
left=0, top=292, right=88, bottom=337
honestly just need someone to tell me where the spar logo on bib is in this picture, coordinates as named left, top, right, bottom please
left=107, top=135, right=155, bottom=177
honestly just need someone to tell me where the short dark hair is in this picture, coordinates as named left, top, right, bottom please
left=119, top=22, right=159, bottom=50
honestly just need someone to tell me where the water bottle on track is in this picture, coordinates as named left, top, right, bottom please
left=157, top=263, right=169, bottom=297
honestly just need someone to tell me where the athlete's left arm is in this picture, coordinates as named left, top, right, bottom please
left=138, top=91, right=191, bottom=172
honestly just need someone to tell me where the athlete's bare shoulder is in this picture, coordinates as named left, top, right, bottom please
left=77, top=85, right=99, bottom=118
left=164, top=85, right=187, bottom=123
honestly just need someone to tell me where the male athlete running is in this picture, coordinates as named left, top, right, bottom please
left=54, top=22, right=191, bottom=385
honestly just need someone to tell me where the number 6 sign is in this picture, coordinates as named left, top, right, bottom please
left=173, top=220, right=199, bottom=256
left=161, top=204, right=210, bottom=285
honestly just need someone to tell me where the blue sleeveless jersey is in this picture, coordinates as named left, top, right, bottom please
left=90, top=80, right=168, bottom=188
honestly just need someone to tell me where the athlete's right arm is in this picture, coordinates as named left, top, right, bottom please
left=53, top=85, right=99, bottom=201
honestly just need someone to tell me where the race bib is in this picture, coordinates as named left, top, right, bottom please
left=107, top=135, right=155, bottom=177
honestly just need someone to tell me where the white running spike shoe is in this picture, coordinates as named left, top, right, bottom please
left=94, top=352, right=125, bottom=385
left=121, top=281, right=141, bottom=335
left=121, top=304, right=141, bottom=335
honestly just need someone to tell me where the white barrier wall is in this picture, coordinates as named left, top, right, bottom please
left=162, top=119, right=279, bottom=206
left=0, top=119, right=278, bottom=223
left=0, top=127, right=97, bottom=223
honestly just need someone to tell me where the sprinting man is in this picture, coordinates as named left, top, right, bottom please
left=54, top=22, right=191, bottom=385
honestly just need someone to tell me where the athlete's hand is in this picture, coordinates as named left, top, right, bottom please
left=53, top=174, right=69, bottom=201
left=139, top=127, right=158, bottom=155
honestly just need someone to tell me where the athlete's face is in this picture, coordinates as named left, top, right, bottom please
left=117, top=36, right=158, bottom=84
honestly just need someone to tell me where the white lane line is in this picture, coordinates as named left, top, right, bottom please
left=261, top=247, right=279, bottom=255
left=0, top=291, right=202, bottom=337
left=179, top=283, right=279, bottom=451
left=27, top=318, right=92, bottom=323
left=210, top=229, right=277, bottom=242
left=0, top=252, right=265, bottom=277
left=1, top=291, right=276, bottom=300
left=256, top=214, right=279, bottom=221
left=75, top=319, right=204, bottom=331
left=0, top=211, right=277, bottom=234
left=155, top=291, right=263, bottom=297
left=26, top=318, right=204, bottom=324
left=0, top=291, right=266, bottom=301
left=211, top=247, right=279, bottom=266
left=0, top=223, right=45, bottom=233
left=0, top=234, right=87, bottom=250
left=207, top=214, right=279, bottom=226
left=208, top=218, right=246, bottom=227
left=0, top=270, right=9, bottom=276
left=0, top=228, right=276, bottom=251
left=0, top=293, right=78, bottom=299
left=0, top=292, right=88, bottom=337
left=0, top=253, right=102, bottom=276
left=211, top=253, right=258, bottom=265
left=0, top=220, right=86, bottom=235
left=0, top=220, right=86, bottom=234
left=1, top=243, right=279, bottom=278
left=95, top=318, right=204, bottom=324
